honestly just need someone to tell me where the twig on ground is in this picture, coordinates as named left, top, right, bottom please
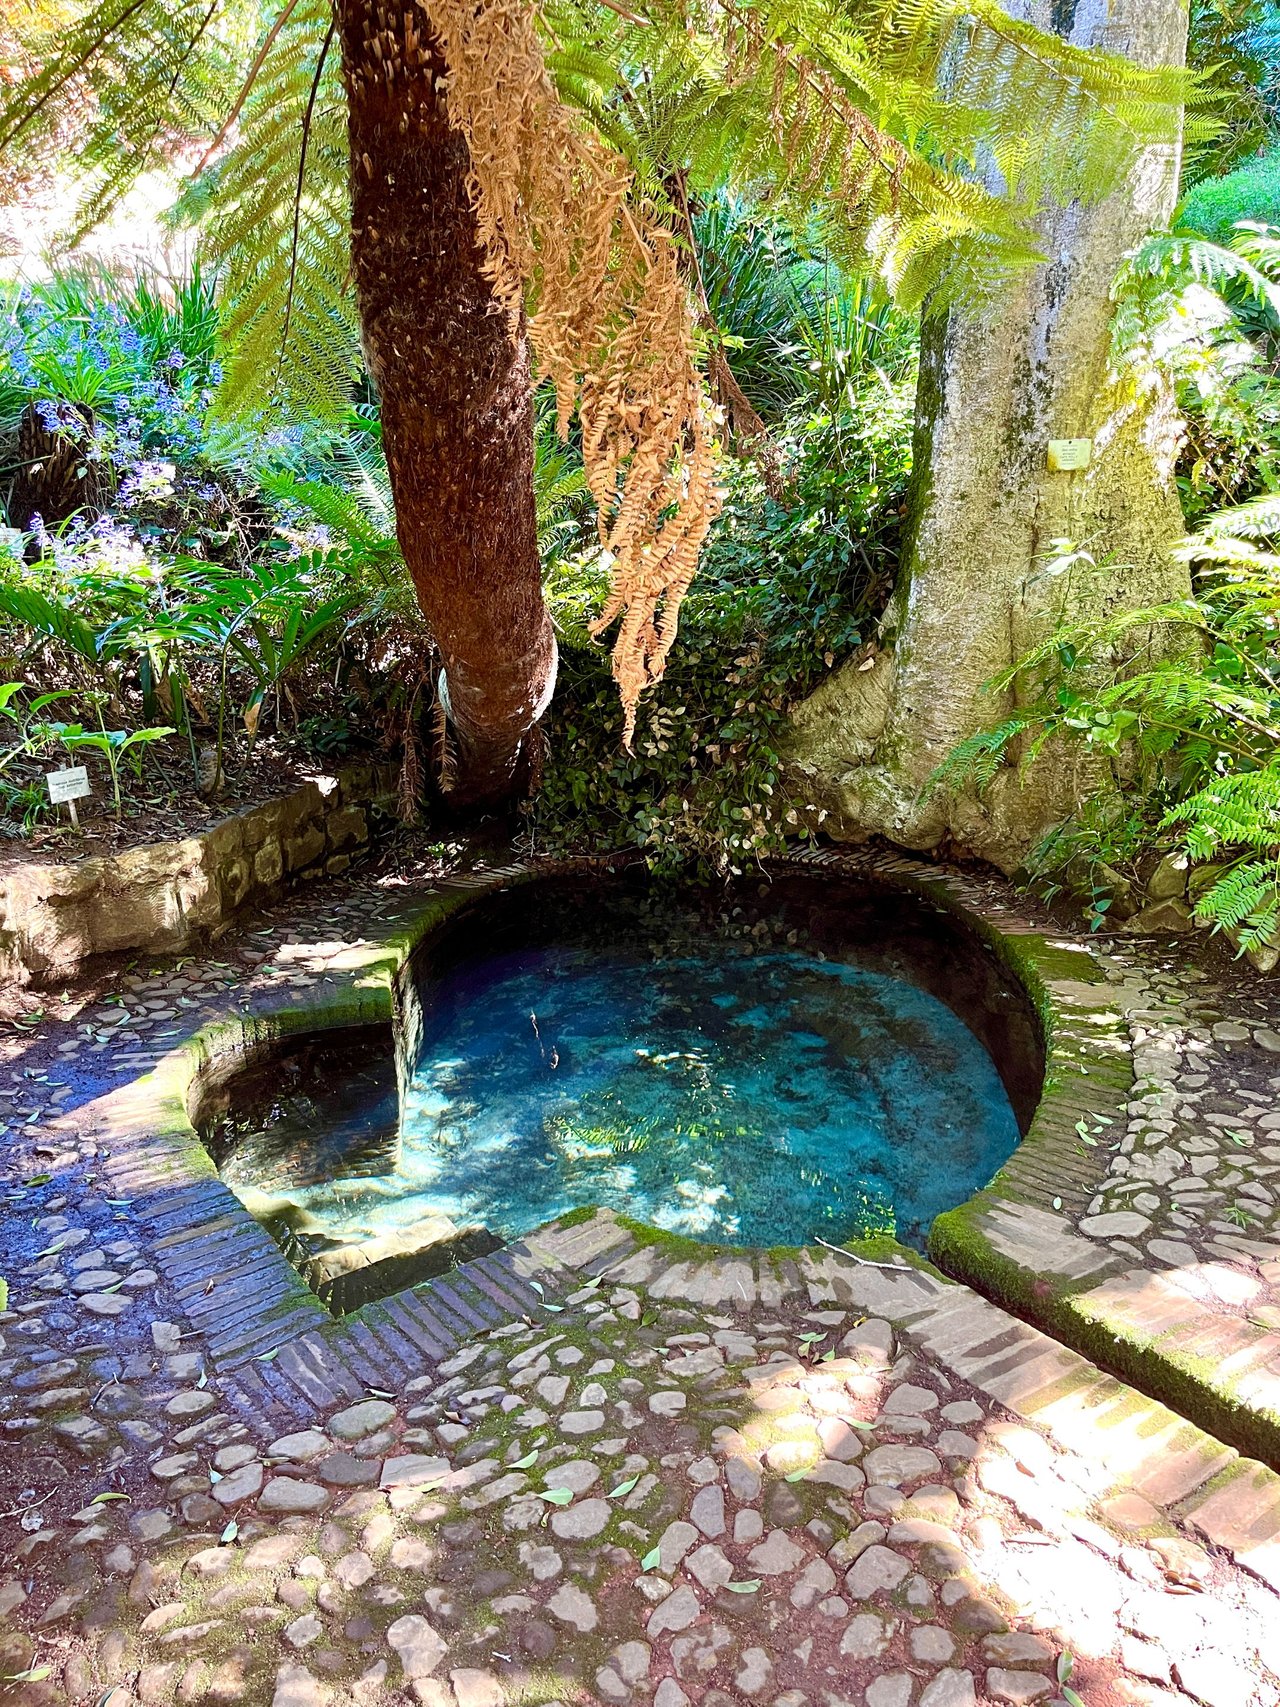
left=0, top=1484, right=60, bottom=1519
left=815, top=1235, right=910, bottom=1271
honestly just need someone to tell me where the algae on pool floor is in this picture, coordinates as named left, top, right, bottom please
left=212, top=891, right=1022, bottom=1255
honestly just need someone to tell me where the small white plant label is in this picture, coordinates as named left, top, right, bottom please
left=1047, top=437, right=1092, bottom=471
left=46, top=765, right=91, bottom=804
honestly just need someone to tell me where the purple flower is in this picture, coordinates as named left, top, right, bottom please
left=47, top=513, right=149, bottom=579
left=34, top=398, right=86, bottom=437
left=118, top=459, right=178, bottom=506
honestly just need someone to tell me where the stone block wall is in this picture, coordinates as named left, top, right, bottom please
left=0, top=760, right=397, bottom=985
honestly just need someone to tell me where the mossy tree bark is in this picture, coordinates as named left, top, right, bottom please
left=785, top=0, right=1191, bottom=872
left=337, top=0, right=556, bottom=811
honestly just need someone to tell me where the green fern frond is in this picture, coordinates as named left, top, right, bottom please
left=924, top=715, right=1030, bottom=797
left=0, top=0, right=252, bottom=244
left=1118, top=230, right=1280, bottom=317
left=264, top=472, right=400, bottom=564
left=551, top=0, right=1191, bottom=312
left=1233, top=885, right=1280, bottom=955
left=5, top=0, right=1198, bottom=421
left=1190, top=854, right=1280, bottom=941
left=858, top=0, right=1202, bottom=204
left=188, top=0, right=358, bottom=424
left=1163, top=770, right=1280, bottom=856
left=1200, top=491, right=1280, bottom=541
left=327, top=415, right=396, bottom=533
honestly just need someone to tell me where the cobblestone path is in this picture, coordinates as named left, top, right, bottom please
left=2, top=857, right=1280, bottom=1707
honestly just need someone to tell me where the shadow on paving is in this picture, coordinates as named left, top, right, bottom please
left=2, top=1253, right=1279, bottom=1707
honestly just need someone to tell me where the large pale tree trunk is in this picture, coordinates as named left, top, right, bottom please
left=337, top=0, right=556, bottom=811
left=785, top=0, right=1190, bottom=872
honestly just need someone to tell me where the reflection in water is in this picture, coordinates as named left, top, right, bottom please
left=216, top=908, right=1021, bottom=1253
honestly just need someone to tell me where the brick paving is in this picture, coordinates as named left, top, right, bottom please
left=2, top=850, right=1280, bottom=1707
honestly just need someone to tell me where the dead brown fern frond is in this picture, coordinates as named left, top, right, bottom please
left=428, top=683, right=456, bottom=802
left=419, top=0, right=720, bottom=745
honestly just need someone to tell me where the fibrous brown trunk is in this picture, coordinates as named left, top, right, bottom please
left=785, top=0, right=1191, bottom=872
left=337, top=0, right=556, bottom=810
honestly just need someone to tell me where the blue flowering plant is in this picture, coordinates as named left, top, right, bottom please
left=0, top=265, right=310, bottom=562
left=0, top=270, right=383, bottom=833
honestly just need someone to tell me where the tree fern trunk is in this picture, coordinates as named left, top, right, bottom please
left=337, top=0, right=555, bottom=810
left=785, top=0, right=1191, bottom=872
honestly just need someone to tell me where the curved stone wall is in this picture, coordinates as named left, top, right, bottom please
left=0, top=759, right=397, bottom=985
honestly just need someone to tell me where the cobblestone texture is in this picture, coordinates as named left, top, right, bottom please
left=1, top=849, right=1280, bottom=1706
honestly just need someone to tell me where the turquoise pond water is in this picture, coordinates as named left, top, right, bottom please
left=224, top=914, right=1023, bottom=1253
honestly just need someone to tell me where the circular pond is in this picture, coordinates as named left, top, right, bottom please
left=202, top=868, right=1042, bottom=1280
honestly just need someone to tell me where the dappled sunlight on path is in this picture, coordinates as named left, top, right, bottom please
left=3, top=850, right=1280, bottom=1707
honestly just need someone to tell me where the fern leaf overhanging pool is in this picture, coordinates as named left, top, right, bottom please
left=194, top=861, right=1045, bottom=1305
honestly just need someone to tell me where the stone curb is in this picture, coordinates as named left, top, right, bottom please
left=78, top=842, right=1280, bottom=1492
left=0, top=759, right=398, bottom=985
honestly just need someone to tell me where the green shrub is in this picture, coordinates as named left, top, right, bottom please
left=1184, top=1, right=1280, bottom=183
left=0, top=239, right=918, bottom=846
left=532, top=362, right=915, bottom=874
left=1179, top=147, right=1280, bottom=243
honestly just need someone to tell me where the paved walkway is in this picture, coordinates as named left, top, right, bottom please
left=912, top=860, right=1280, bottom=1462
left=2, top=854, right=1280, bottom=1707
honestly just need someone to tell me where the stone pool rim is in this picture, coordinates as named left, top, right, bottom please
left=105, top=847, right=1107, bottom=1327
left=84, top=846, right=1280, bottom=1473
left=363, top=854, right=1044, bottom=1257
left=180, top=850, right=1061, bottom=1261
left=156, top=851, right=1103, bottom=1278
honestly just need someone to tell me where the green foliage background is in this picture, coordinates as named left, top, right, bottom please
left=0, top=0, right=1276, bottom=952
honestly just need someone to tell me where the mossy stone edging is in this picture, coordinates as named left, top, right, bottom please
left=97, top=896, right=467, bottom=1368
left=778, top=848, right=1136, bottom=1249
left=114, top=844, right=1276, bottom=1461
left=933, top=1192, right=1280, bottom=1468
left=771, top=853, right=1280, bottom=1470
left=109, top=849, right=1064, bottom=1355
left=918, top=899, right=1280, bottom=1464
left=78, top=846, right=1280, bottom=1576
left=0, top=758, right=398, bottom=985
left=101, top=859, right=624, bottom=1368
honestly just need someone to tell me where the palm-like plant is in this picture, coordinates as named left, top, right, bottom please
left=1, top=0, right=1197, bottom=804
